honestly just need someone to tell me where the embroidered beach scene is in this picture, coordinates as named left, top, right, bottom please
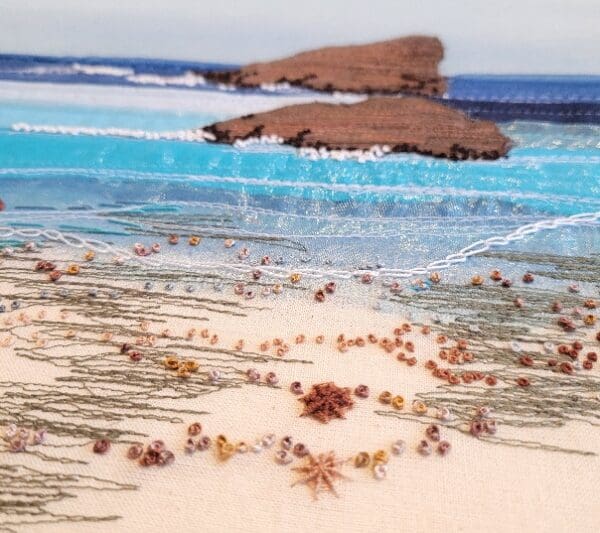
left=0, top=4, right=599, bottom=532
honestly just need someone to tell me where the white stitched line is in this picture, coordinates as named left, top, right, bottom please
left=2, top=210, right=599, bottom=280
left=10, top=123, right=212, bottom=142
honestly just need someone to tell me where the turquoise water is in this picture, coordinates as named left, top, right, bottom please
left=1, top=127, right=599, bottom=213
left=1, top=84, right=599, bottom=272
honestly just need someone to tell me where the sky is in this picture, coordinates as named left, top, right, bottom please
left=1, top=0, right=599, bottom=74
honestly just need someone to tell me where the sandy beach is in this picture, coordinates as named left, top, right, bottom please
left=1, top=241, right=599, bottom=533
left=1, top=7, right=600, bottom=532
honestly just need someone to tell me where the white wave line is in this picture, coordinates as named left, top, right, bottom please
left=0, top=227, right=133, bottom=259
left=72, top=63, right=135, bottom=77
left=2, top=210, right=599, bottom=280
left=10, top=122, right=213, bottom=142
left=125, top=71, right=207, bottom=88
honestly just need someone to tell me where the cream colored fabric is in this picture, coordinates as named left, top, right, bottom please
left=2, top=264, right=598, bottom=533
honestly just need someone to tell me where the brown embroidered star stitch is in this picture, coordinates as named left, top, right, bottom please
left=299, top=382, right=354, bottom=423
left=291, top=451, right=349, bottom=499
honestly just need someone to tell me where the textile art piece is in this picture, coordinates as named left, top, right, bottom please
left=0, top=12, right=599, bottom=533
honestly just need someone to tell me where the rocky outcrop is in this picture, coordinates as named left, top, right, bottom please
left=202, top=36, right=446, bottom=96
left=202, top=97, right=511, bottom=160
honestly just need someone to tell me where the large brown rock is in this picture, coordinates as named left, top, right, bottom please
left=203, top=36, right=446, bottom=96
left=202, top=97, right=511, bottom=160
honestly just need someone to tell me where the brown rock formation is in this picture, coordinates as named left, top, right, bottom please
left=203, top=36, right=446, bottom=96
left=202, top=97, right=511, bottom=160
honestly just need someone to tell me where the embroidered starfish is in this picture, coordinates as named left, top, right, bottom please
left=299, top=382, right=354, bottom=423
left=291, top=451, right=350, bottom=499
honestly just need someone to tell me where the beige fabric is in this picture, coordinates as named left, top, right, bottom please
left=2, top=262, right=598, bottom=533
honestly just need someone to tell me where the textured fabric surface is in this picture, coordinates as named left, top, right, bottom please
left=1, top=71, right=599, bottom=533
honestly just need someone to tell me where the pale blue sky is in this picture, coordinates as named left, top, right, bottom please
left=1, top=0, right=599, bottom=74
